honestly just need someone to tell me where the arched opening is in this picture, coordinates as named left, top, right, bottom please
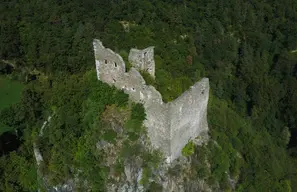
left=104, top=59, right=107, bottom=64
left=114, top=62, right=117, bottom=67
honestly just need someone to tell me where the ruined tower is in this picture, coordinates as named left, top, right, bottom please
left=93, top=39, right=209, bottom=162
left=129, top=47, right=155, bottom=78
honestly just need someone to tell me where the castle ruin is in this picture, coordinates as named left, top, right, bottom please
left=93, top=39, right=209, bottom=162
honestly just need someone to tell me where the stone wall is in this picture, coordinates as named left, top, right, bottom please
left=93, top=39, right=209, bottom=162
left=168, top=79, right=209, bottom=161
left=93, top=39, right=126, bottom=82
left=129, top=47, right=155, bottom=78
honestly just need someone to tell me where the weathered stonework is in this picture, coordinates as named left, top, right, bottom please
left=93, top=39, right=209, bottom=162
left=129, top=47, right=155, bottom=78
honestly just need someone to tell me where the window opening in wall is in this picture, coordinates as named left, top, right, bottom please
left=132, top=88, right=135, bottom=91
left=104, top=59, right=107, bottom=64
left=113, top=78, right=116, bottom=83
left=114, top=62, right=117, bottom=67
left=144, top=52, right=147, bottom=56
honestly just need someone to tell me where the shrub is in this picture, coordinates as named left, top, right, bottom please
left=182, top=141, right=195, bottom=157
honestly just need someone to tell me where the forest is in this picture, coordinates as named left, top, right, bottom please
left=1, top=0, right=297, bottom=191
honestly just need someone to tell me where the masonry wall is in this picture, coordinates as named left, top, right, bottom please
left=129, top=47, right=155, bottom=78
left=93, top=39, right=209, bottom=162
left=168, top=78, right=209, bottom=161
left=93, top=39, right=126, bottom=82
left=141, top=87, right=170, bottom=157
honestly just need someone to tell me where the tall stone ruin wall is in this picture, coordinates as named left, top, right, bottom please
left=93, top=39, right=209, bottom=162
left=168, top=79, right=209, bottom=161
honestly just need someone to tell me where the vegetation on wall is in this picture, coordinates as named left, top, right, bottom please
left=182, top=141, right=195, bottom=157
left=1, top=0, right=297, bottom=191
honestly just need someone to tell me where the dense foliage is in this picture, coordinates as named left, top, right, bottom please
left=1, top=0, right=297, bottom=191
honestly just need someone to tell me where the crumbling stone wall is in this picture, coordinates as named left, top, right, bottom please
left=93, top=39, right=209, bottom=162
left=93, top=40, right=126, bottom=82
left=168, top=79, right=209, bottom=161
left=129, top=47, right=155, bottom=78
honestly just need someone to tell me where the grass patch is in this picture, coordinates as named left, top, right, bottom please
left=0, top=75, right=24, bottom=134
left=119, top=50, right=132, bottom=72
left=0, top=76, right=24, bottom=110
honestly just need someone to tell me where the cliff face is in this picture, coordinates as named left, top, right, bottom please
left=93, top=39, right=209, bottom=162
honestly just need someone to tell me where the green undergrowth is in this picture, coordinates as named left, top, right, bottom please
left=177, top=93, right=295, bottom=191
left=34, top=70, right=163, bottom=190
left=119, top=50, right=132, bottom=72
left=140, top=70, right=156, bottom=86
left=202, top=95, right=295, bottom=191
left=182, top=141, right=195, bottom=157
